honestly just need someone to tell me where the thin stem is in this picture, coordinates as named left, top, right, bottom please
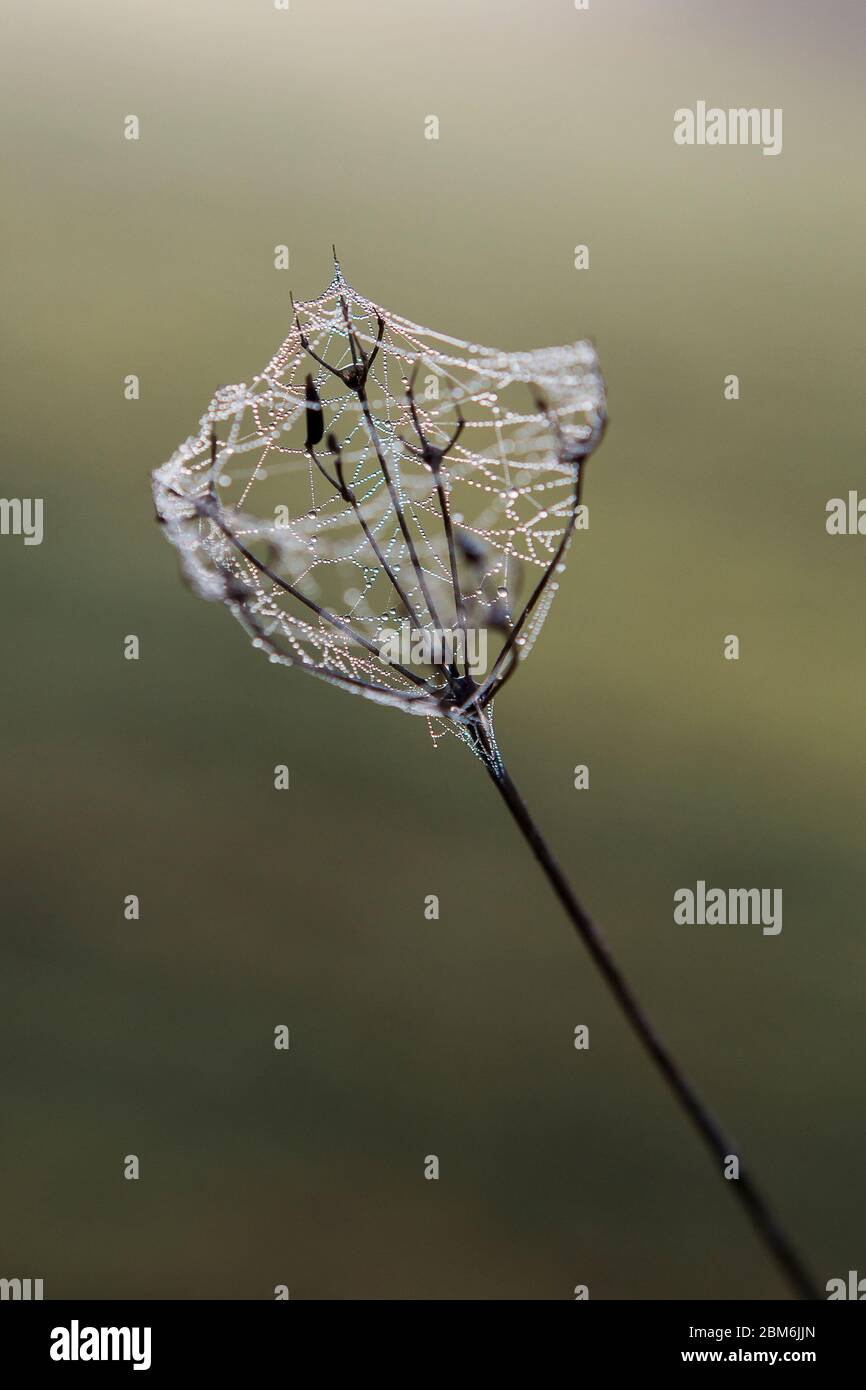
left=360, top=397, right=444, bottom=632
left=320, top=441, right=422, bottom=629
left=468, top=407, right=605, bottom=712
left=402, top=372, right=467, bottom=669
left=483, top=750, right=819, bottom=1301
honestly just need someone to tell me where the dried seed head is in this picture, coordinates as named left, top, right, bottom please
left=152, top=262, right=606, bottom=764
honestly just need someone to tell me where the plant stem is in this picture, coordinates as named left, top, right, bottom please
left=485, top=753, right=819, bottom=1301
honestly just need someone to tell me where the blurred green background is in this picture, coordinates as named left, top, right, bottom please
left=1, top=0, right=864, bottom=1299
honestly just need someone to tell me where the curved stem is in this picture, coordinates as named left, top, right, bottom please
left=484, top=751, right=819, bottom=1301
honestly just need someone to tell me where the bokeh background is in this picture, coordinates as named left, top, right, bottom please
left=1, top=0, right=864, bottom=1299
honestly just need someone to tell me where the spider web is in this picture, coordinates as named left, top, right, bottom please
left=153, top=258, right=606, bottom=752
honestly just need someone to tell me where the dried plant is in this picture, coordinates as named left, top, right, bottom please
left=153, top=255, right=817, bottom=1299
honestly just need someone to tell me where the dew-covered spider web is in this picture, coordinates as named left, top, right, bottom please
left=153, top=257, right=606, bottom=755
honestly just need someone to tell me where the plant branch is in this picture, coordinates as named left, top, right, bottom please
left=466, top=406, right=606, bottom=713
left=319, top=437, right=422, bottom=630
left=359, top=396, right=445, bottom=633
left=481, top=747, right=819, bottom=1301
left=199, top=498, right=431, bottom=690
